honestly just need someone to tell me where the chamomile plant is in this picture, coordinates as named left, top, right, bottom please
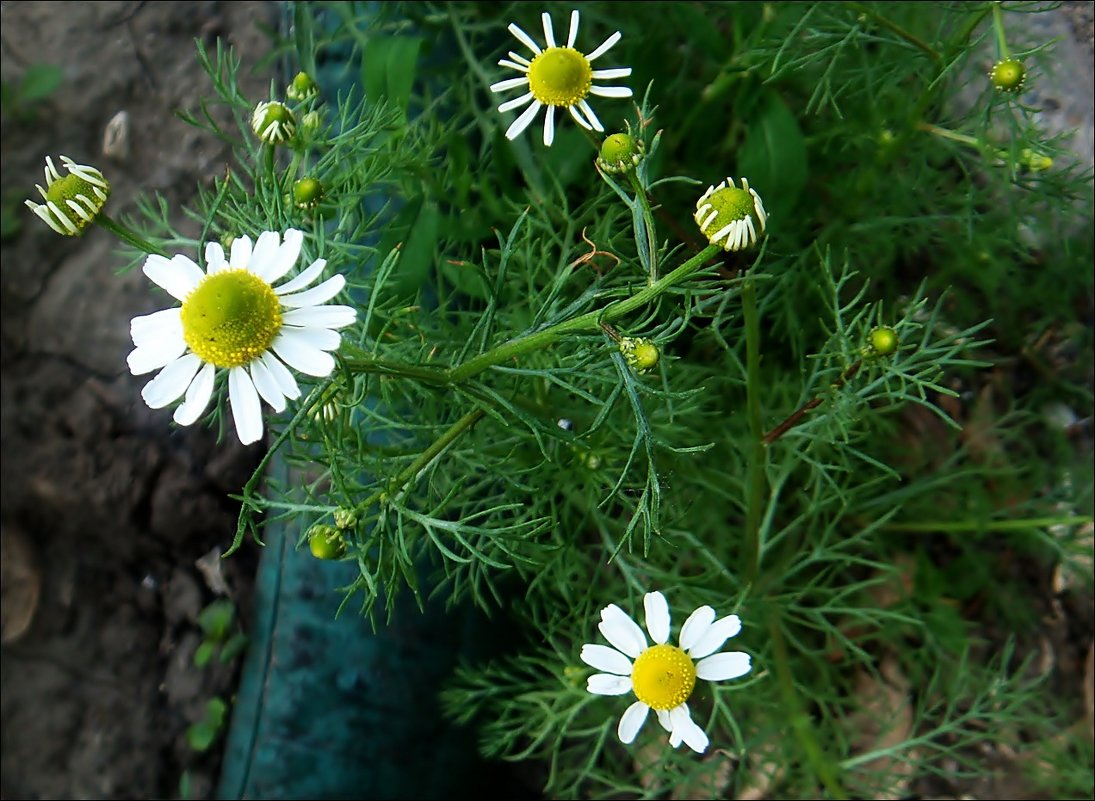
left=31, top=1, right=1092, bottom=799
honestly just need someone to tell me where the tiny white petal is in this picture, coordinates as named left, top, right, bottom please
left=566, top=9, right=580, bottom=48
left=568, top=105, right=593, bottom=131
left=498, top=92, right=535, bottom=114
left=679, top=606, right=716, bottom=651
left=591, top=67, right=632, bottom=80
left=130, top=307, right=182, bottom=350
left=173, top=363, right=216, bottom=426
left=543, top=104, right=555, bottom=147
left=507, top=50, right=532, bottom=66
left=586, top=673, right=632, bottom=696
left=541, top=11, right=556, bottom=48
left=143, top=254, right=203, bottom=301
left=577, top=99, right=603, bottom=132
left=228, top=366, right=263, bottom=445
left=282, top=305, right=356, bottom=329
left=644, top=591, right=671, bottom=645
left=275, top=257, right=327, bottom=295
left=687, top=614, right=743, bottom=659
left=260, top=351, right=301, bottom=400
left=229, top=235, right=253, bottom=271
left=497, top=59, right=529, bottom=72
left=598, top=604, right=647, bottom=659
left=579, top=644, right=632, bottom=675
left=141, top=353, right=202, bottom=409
left=669, top=704, right=709, bottom=753
left=655, top=709, right=673, bottom=733
left=278, top=274, right=345, bottom=308
left=490, top=76, right=531, bottom=94
left=272, top=333, right=336, bottom=377
left=586, top=31, right=622, bottom=62
left=506, top=100, right=543, bottom=140
left=617, top=701, right=649, bottom=744
left=508, top=22, right=542, bottom=55
left=590, top=85, right=634, bottom=98
left=696, top=651, right=752, bottom=682
left=249, top=357, right=287, bottom=413
left=205, top=242, right=228, bottom=273
left=279, top=326, right=343, bottom=353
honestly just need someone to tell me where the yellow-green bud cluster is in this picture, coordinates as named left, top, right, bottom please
left=333, top=507, right=358, bottom=530
left=252, top=101, right=297, bottom=145
left=990, top=59, right=1026, bottom=94
left=596, top=131, right=645, bottom=174
left=25, top=155, right=110, bottom=236
left=619, top=337, right=660, bottom=374
left=307, top=523, right=346, bottom=560
left=286, top=71, right=319, bottom=103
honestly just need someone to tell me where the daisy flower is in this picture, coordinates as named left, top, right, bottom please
left=490, top=9, right=633, bottom=147
left=127, top=229, right=356, bottom=445
left=580, top=591, right=751, bottom=753
left=694, top=177, right=768, bottom=252
left=25, top=155, right=110, bottom=236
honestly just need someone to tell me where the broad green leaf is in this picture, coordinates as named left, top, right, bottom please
left=736, top=91, right=808, bottom=222
left=362, top=36, right=422, bottom=116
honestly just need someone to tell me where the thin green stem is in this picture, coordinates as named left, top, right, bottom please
left=353, top=407, right=486, bottom=513
left=445, top=244, right=722, bottom=384
left=94, top=213, right=168, bottom=256
left=627, top=170, right=659, bottom=284
left=742, top=276, right=767, bottom=582
left=916, top=121, right=983, bottom=149
left=884, top=515, right=1092, bottom=533
left=842, top=1, right=941, bottom=64
left=991, top=1, right=1010, bottom=59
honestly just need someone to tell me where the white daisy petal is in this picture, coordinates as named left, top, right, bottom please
left=141, top=353, right=203, bottom=409
left=275, top=257, right=327, bottom=295
left=228, top=366, right=263, bottom=445
left=127, top=337, right=187, bottom=376
left=272, top=332, right=336, bottom=377
left=497, top=59, right=529, bottom=72
left=644, top=591, right=671, bottom=645
left=204, top=242, right=229, bottom=273
left=490, top=76, right=531, bottom=94
left=143, top=254, right=204, bottom=301
left=543, top=104, right=555, bottom=147
left=568, top=104, right=594, bottom=131
left=507, top=51, right=532, bottom=67
left=617, top=701, right=649, bottom=744
left=586, top=673, right=632, bottom=696
left=229, top=235, right=253, bottom=271
left=586, top=31, right=622, bottom=62
left=577, top=99, right=604, bottom=132
left=655, top=709, right=673, bottom=734
left=679, top=605, right=716, bottom=651
left=279, top=326, right=343, bottom=353
left=282, top=305, right=357, bottom=330
left=580, top=644, right=633, bottom=675
left=590, top=85, right=634, bottom=98
left=687, top=614, right=743, bottom=659
left=505, top=100, right=543, bottom=140
left=566, top=9, right=579, bottom=48
left=249, top=231, right=282, bottom=279
left=598, top=604, right=647, bottom=659
left=541, top=11, right=556, bottom=48
left=669, top=704, right=709, bottom=753
left=260, top=351, right=301, bottom=400
left=591, top=67, right=632, bottom=80
left=498, top=91, right=535, bottom=114
left=696, top=651, right=752, bottom=682
left=261, top=228, right=304, bottom=284
left=278, top=274, right=346, bottom=308
left=173, top=363, right=216, bottom=426
left=130, top=307, right=182, bottom=350
left=508, top=22, right=542, bottom=55
left=249, top=357, right=287, bottom=413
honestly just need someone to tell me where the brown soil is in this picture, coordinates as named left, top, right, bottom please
left=1, top=2, right=274, bottom=798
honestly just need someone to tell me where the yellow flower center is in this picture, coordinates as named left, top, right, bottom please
left=706, top=186, right=754, bottom=226
left=180, top=269, right=282, bottom=368
left=45, top=173, right=109, bottom=231
left=630, top=644, right=696, bottom=711
left=991, top=59, right=1025, bottom=92
left=527, top=47, right=592, bottom=107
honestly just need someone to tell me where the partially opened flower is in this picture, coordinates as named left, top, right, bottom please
left=580, top=591, right=751, bottom=753
left=25, top=155, right=110, bottom=236
left=694, top=177, right=768, bottom=252
left=127, top=229, right=356, bottom=445
left=252, top=101, right=297, bottom=145
left=490, top=9, right=632, bottom=147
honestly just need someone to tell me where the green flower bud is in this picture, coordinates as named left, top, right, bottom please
left=251, top=101, right=297, bottom=145
left=333, top=507, right=358, bottom=530
left=286, top=71, right=319, bottom=102
left=293, top=177, right=325, bottom=210
left=1019, top=148, right=1052, bottom=172
left=301, top=110, right=322, bottom=135
left=862, top=326, right=899, bottom=359
left=694, top=177, right=768, bottom=252
left=619, top=337, right=660, bottom=374
left=990, top=59, right=1026, bottom=94
left=307, top=524, right=346, bottom=560
left=24, top=155, right=110, bottom=236
left=596, top=130, right=645, bottom=174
